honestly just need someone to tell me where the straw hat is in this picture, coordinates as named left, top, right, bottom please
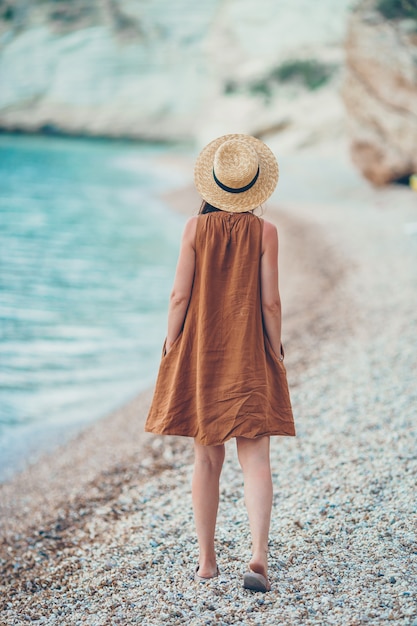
left=194, top=134, right=279, bottom=213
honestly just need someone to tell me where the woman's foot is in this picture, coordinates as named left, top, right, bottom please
left=243, top=560, right=271, bottom=592
left=194, top=564, right=219, bottom=582
left=249, top=559, right=268, bottom=579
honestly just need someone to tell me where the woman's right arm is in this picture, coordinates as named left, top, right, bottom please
left=165, top=216, right=197, bottom=353
left=260, top=220, right=283, bottom=360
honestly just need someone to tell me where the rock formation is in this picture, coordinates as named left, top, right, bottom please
left=0, top=0, right=351, bottom=144
left=343, top=0, right=417, bottom=185
left=0, top=0, right=219, bottom=140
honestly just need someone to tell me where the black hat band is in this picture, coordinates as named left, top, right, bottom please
left=212, top=167, right=260, bottom=194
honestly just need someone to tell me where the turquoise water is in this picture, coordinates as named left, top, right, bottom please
left=0, top=134, right=186, bottom=481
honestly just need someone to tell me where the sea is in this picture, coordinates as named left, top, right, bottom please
left=0, top=134, right=188, bottom=482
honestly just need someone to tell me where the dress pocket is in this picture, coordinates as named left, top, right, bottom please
left=264, top=334, right=286, bottom=370
left=162, top=331, right=183, bottom=358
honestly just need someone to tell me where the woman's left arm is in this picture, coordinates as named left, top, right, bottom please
left=166, top=216, right=197, bottom=352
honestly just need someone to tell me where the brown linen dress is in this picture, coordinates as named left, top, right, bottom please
left=145, top=211, right=295, bottom=445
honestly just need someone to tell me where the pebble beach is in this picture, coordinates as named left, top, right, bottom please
left=1, top=151, right=416, bottom=625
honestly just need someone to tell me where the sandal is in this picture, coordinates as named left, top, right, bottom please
left=194, top=565, right=219, bottom=582
left=243, top=568, right=271, bottom=592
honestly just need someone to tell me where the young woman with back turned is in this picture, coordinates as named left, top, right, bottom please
left=145, top=134, right=295, bottom=592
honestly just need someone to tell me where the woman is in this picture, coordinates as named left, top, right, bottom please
left=145, top=134, right=295, bottom=592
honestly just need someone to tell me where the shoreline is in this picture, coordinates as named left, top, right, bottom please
left=0, top=135, right=188, bottom=485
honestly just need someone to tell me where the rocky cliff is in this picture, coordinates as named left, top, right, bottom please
left=0, top=0, right=351, bottom=144
left=0, top=0, right=220, bottom=140
left=343, top=0, right=417, bottom=185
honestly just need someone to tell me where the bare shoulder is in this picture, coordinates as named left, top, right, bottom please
left=261, top=218, right=278, bottom=251
left=262, top=218, right=278, bottom=237
left=182, top=215, right=198, bottom=246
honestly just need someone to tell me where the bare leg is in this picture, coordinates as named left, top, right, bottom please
left=236, top=436, right=272, bottom=582
left=192, top=441, right=225, bottom=578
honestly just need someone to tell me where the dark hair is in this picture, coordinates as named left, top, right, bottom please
left=198, top=201, right=221, bottom=214
left=198, top=200, right=262, bottom=216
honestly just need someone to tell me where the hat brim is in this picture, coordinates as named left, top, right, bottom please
left=194, top=134, right=279, bottom=213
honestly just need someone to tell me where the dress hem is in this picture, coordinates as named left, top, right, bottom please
left=144, top=426, right=296, bottom=445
